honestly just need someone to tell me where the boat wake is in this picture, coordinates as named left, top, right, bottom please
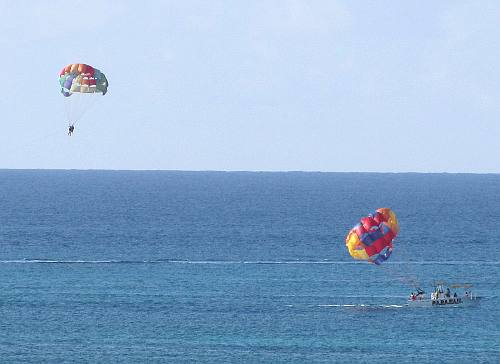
left=285, top=303, right=405, bottom=310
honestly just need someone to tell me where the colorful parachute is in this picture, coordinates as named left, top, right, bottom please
left=58, top=64, right=108, bottom=127
left=59, top=64, right=108, bottom=97
left=345, top=208, right=399, bottom=265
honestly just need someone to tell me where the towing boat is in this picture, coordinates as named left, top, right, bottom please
left=406, top=284, right=480, bottom=307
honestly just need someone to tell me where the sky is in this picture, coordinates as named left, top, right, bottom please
left=1, top=1, right=499, bottom=172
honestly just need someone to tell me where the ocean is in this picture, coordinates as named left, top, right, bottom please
left=1, top=170, right=499, bottom=363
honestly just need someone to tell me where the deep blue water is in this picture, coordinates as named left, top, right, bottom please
left=1, top=170, right=499, bottom=363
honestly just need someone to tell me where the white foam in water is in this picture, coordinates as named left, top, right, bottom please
left=0, top=259, right=118, bottom=264
left=1, top=259, right=499, bottom=265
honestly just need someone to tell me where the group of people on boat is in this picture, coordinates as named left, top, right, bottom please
left=430, top=285, right=458, bottom=300
left=408, top=284, right=476, bottom=305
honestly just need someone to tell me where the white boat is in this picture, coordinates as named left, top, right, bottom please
left=406, top=284, right=481, bottom=307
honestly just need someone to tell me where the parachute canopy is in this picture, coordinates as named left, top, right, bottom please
left=59, top=63, right=108, bottom=97
left=345, top=208, right=399, bottom=265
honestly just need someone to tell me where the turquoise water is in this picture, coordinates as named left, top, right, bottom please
left=1, top=171, right=499, bottom=362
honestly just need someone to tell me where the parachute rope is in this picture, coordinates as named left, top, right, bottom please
left=343, top=208, right=425, bottom=288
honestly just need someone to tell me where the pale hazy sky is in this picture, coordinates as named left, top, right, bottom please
left=1, top=1, right=499, bottom=172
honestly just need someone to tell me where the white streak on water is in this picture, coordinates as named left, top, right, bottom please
left=1, top=259, right=498, bottom=265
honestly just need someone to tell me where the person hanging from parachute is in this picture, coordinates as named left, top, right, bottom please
left=58, top=63, right=108, bottom=136
left=344, top=208, right=399, bottom=265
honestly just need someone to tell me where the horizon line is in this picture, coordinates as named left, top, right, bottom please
left=0, top=168, right=499, bottom=175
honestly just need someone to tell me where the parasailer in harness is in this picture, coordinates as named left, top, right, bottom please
left=415, top=288, right=425, bottom=300
left=68, top=124, right=75, bottom=136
